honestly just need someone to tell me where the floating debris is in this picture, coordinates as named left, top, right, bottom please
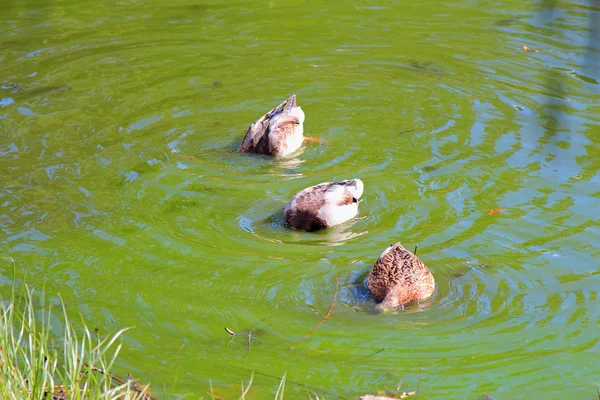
left=225, top=327, right=236, bottom=336
left=523, top=45, right=539, bottom=53
left=487, top=208, right=506, bottom=216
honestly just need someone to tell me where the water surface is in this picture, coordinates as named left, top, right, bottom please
left=1, top=0, right=599, bottom=398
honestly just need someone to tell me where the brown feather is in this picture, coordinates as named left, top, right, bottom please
left=275, top=116, right=299, bottom=126
left=284, top=184, right=328, bottom=231
left=292, top=184, right=332, bottom=211
left=336, top=191, right=354, bottom=206
left=366, top=243, right=435, bottom=307
left=284, top=208, right=327, bottom=232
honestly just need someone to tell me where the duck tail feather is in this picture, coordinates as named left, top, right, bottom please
left=283, top=94, right=297, bottom=112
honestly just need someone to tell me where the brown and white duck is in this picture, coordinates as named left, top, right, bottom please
left=241, top=94, right=315, bottom=157
left=366, top=242, right=435, bottom=307
left=284, top=179, right=364, bottom=232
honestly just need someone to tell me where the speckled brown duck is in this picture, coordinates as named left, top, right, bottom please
left=240, top=94, right=307, bottom=157
left=366, top=242, right=435, bottom=307
left=284, top=179, right=364, bottom=232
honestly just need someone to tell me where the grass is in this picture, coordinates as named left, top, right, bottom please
left=0, top=283, right=309, bottom=400
left=0, top=285, right=152, bottom=400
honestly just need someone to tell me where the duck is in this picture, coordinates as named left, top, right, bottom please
left=284, top=179, right=364, bottom=232
left=366, top=242, right=435, bottom=307
left=240, top=94, right=313, bottom=157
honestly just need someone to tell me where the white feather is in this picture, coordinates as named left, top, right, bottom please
left=346, top=178, right=364, bottom=199
left=281, top=124, right=303, bottom=156
left=273, top=106, right=305, bottom=157
left=289, top=106, right=305, bottom=123
left=317, top=202, right=359, bottom=226
left=316, top=179, right=363, bottom=226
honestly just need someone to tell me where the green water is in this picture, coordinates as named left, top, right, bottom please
left=1, top=0, right=599, bottom=398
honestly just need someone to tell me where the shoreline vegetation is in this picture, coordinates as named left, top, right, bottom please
left=0, top=284, right=296, bottom=400
left=0, top=285, right=153, bottom=400
left=0, top=284, right=420, bottom=400
left=0, top=283, right=510, bottom=400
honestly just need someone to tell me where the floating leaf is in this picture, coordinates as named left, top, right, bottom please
left=487, top=208, right=506, bottom=216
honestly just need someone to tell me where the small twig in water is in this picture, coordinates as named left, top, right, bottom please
left=413, top=245, right=418, bottom=255
left=225, top=327, right=236, bottom=336
left=226, top=335, right=235, bottom=348
left=88, top=364, right=127, bottom=386
left=247, top=330, right=252, bottom=353
left=396, top=378, right=403, bottom=392
left=128, top=374, right=141, bottom=392
left=208, top=380, right=223, bottom=400
left=369, top=348, right=386, bottom=357
left=85, top=362, right=153, bottom=399
left=290, top=276, right=340, bottom=350
left=173, top=152, right=199, bottom=162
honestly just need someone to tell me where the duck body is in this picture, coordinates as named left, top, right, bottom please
left=240, top=94, right=305, bottom=157
left=284, top=179, right=364, bottom=232
left=366, top=242, right=435, bottom=307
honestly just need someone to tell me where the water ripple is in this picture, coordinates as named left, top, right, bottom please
left=0, top=0, right=599, bottom=398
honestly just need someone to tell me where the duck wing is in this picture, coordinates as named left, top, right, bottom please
left=265, top=115, right=300, bottom=155
left=284, top=183, right=329, bottom=231
left=240, top=96, right=297, bottom=155
left=240, top=98, right=285, bottom=153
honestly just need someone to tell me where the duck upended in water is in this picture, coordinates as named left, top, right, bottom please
left=240, top=94, right=306, bottom=157
left=284, top=179, right=364, bottom=232
left=366, top=242, right=435, bottom=307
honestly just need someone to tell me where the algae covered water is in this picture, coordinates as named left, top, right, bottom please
left=1, top=0, right=599, bottom=398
